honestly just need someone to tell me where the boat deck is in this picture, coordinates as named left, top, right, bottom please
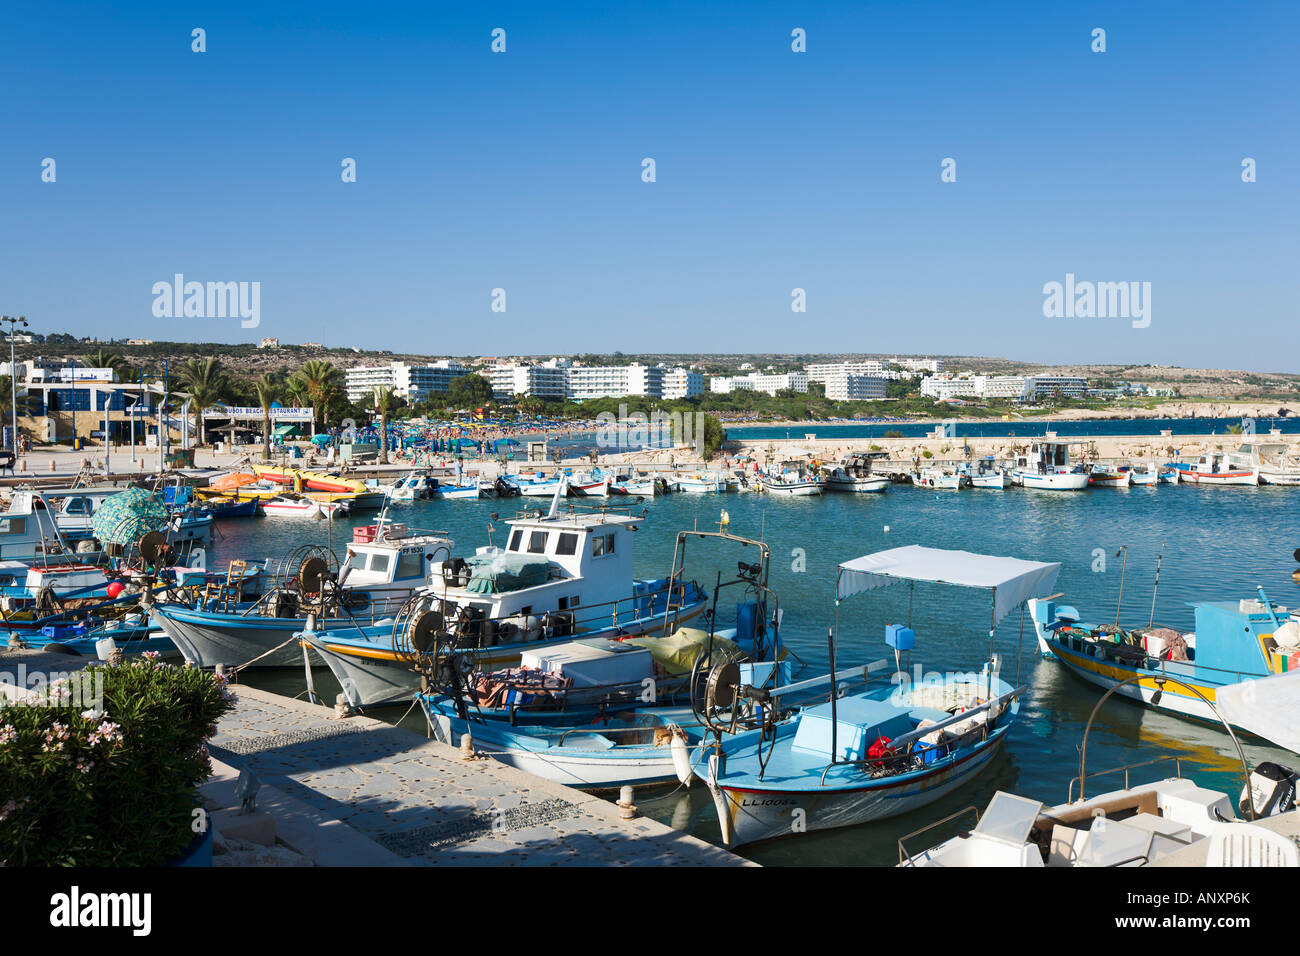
left=212, top=685, right=751, bottom=866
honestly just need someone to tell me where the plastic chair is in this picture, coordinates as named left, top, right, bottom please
left=1205, top=822, right=1300, bottom=867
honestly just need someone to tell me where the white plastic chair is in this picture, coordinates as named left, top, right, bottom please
left=1205, top=822, right=1300, bottom=867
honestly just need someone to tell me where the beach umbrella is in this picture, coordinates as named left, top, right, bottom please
left=90, top=487, right=170, bottom=546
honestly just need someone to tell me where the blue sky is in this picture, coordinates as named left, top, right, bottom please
left=2, top=1, right=1296, bottom=370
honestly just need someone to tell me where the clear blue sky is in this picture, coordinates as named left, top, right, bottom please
left=2, top=1, right=1296, bottom=370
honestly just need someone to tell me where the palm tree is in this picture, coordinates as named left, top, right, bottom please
left=0, top=375, right=36, bottom=440
left=83, top=349, right=127, bottom=381
left=298, top=360, right=344, bottom=429
left=255, top=374, right=277, bottom=461
left=373, top=386, right=396, bottom=464
left=178, top=358, right=228, bottom=445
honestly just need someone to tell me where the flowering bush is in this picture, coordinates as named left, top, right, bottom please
left=0, top=654, right=233, bottom=866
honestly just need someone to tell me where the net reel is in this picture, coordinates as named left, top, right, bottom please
left=282, top=545, right=342, bottom=612
left=391, top=594, right=471, bottom=690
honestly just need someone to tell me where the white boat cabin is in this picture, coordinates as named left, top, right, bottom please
left=1013, top=440, right=1089, bottom=475
left=339, top=523, right=454, bottom=594
left=423, top=510, right=646, bottom=644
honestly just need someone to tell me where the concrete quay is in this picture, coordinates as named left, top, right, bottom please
left=210, top=685, right=752, bottom=867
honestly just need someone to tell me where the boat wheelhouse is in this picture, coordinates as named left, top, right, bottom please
left=824, top=452, right=890, bottom=493
left=1009, top=440, right=1091, bottom=490
left=303, top=503, right=709, bottom=707
left=1225, top=442, right=1300, bottom=486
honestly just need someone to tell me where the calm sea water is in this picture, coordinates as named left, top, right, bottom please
left=224, top=482, right=1300, bottom=865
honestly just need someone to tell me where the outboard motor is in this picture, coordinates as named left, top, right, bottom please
left=1240, top=762, right=1299, bottom=818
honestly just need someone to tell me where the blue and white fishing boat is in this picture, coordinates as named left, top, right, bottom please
left=150, top=526, right=454, bottom=669
left=610, top=474, right=658, bottom=497
left=302, top=498, right=711, bottom=708
left=1030, top=587, right=1300, bottom=727
left=673, top=472, right=727, bottom=494
left=697, top=545, right=1061, bottom=848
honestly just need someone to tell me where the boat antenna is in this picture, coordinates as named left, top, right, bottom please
left=1114, top=545, right=1128, bottom=627
left=1148, top=542, right=1165, bottom=628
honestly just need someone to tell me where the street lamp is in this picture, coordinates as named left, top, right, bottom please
left=1, top=316, right=29, bottom=455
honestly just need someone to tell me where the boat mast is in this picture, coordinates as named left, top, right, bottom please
left=1148, top=543, right=1165, bottom=628
left=1114, top=545, right=1128, bottom=626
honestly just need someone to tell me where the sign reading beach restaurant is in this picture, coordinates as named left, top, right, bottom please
left=201, top=406, right=313, bottom=422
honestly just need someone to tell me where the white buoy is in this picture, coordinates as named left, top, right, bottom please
left=883, top=525, right=890, bottom=533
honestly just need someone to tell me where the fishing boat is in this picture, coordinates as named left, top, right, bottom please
left=1089, top=466, right=1131, bottom=488
left=1167, top=453, right=1258, bottom=485
left=912, top=466, right=965, bottom=489
left=1029, top=587, right=1299, bottom=726
left=201, top=496, right=260, bottom=518
left=823, top=452, right=890, bottom=493
left=260, top=494, right=350, bottom=519
left=756, top=461, right=823, bottom=495
left=1158, top=467, right=1180, bottom=484
left=411, top=530, right=791, bottom=787
left=150, top=525, right=454, bottom=669
left=1008, top=440, right=1092, bottom=490
left=427, top=478, right=483, bottom=500
left=1225, top=441, right=1300, bottom=486
left=1127, top=463, right=1159, bottom=486
left=673, top=472, right=727, bottom=494
left=610, top=474, right=658, bottom=496
left=427, top=704, right=709, bottom=789
left=251, top=464, right=389, bottom=508
left=0, top=491, right=101, bottom=563
left=513, top=472, right=568, bottom=497
left=386, top=472, right=433, bottom=500
left=957, top=457, right=1006, bottom=489
left=299, top=494, right=711, bottom=708
left=568, top=470, right=612, bottom=497
left=697, top=545, right=1061, bottom=848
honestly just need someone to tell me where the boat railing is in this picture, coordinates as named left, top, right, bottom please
left=1066, top=755, right=1183, bottom=805
left=814, top=684, right=1026, bottom=786
left=897, top=805, right=982, bottom=866
left=1052, top=631, right=1270, bottom=683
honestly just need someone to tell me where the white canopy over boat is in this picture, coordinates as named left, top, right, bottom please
left=1216, top=669, right=1300, bottom=755
left=836, top=545, right=1061, bottom=626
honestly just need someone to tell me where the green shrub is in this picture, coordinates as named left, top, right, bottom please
left=0, top=656, right=232, bottom=866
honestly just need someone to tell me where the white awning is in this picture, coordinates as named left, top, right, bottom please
left=1216, top=671, right=1300, bottom=755
left=836, top=545, right=1061, bottom=626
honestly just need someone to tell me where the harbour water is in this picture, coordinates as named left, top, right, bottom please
left=227, top=482, right=1299, bottom=865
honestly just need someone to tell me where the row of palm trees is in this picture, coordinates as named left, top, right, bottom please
left=74, top=351, right=357, bottom=456
left=6, top=350, right=398, bottom=460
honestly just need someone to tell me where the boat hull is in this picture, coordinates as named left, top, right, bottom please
left=824, top=476, right=889, bottom=493
left=306, top=600, right=708, bottom=708
left=1013, top=471, right=1091, bottom=490
left=707, top=732, right=1007, bottom=848
left=425, top=708, right=699, bottom=789
left=151, top=605, right=306, bottom=669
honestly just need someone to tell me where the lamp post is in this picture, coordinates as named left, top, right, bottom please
left=1, top=315, right=29, bottom=455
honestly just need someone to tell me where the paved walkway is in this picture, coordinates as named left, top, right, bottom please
left=211, top=686, right=750, bottom=866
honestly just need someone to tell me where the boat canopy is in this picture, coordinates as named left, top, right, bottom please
left=836, top=545, right=1061, bottom=626
left=1216, top=670, right=1300, bottom=755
